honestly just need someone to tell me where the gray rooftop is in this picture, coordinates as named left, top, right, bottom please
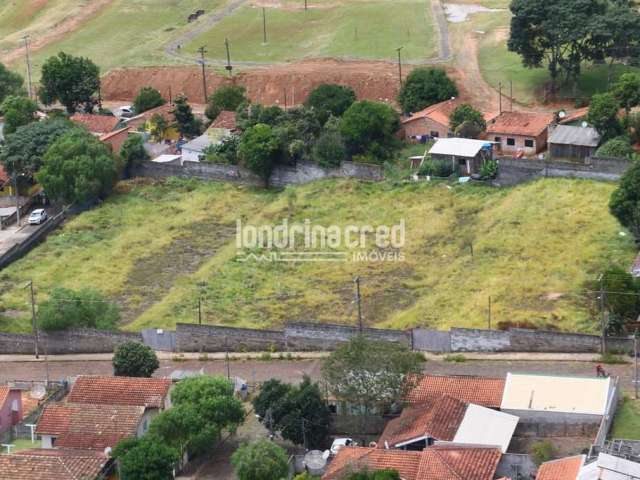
left=549, top=124, right=601, bottom=147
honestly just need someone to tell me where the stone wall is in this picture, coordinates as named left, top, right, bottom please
left=412, top=329, right=451, bottom=352
left=284, top=322, right=410, bottom=351
left=0, top=329, right=141, bottom=355
left=450, top=328, right=511, bottom=352
left=509, top=329, right=601, bottom=353
left=134, top=160, right=383, bottom=188
left=175, top=323, right=287, bottom=352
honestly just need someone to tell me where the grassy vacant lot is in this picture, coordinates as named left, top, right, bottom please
left=0, top=176, right=633, bottom=334
left=183, top=0, right=436, bottom=63
left=612, top=396, right=640, bottom=440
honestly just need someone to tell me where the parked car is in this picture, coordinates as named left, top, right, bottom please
left=28, top=209, right=48, bottom=225
left=330, top=438, right=353, bottom=455
left=116, top=105, right=134, bottom=118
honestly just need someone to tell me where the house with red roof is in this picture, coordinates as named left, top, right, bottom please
left=70, top=113, right=120, bottom=136
left=323, top=444, right=502, bottom=480
left=405, top=374, right=506, bottom=409
left=0, top=447, right=110, bottom=480
left=485, top=111, right=556, bottom=156
left=0, top=386, right=22, bottom=436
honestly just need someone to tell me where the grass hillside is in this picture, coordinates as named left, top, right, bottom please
left=0, top=177, right=633, bottom=334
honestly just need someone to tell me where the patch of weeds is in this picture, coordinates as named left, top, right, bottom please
left=598, top=352, right=629, bottom=364
left=259, top=352, right=272, bottom=361
left=444, top=354, right=466, bottom=363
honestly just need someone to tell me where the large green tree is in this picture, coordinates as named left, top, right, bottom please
left=39, top=52, right=100, bottom=113
left=120, top=134, right=150, bottom=175
left=508, top=0, right=606, bottom=92
left=610, top=159, right=640, bottom=241
left=596, top=137, right=634, bottom=158
left=588, top=92, right=623, bottom=141
left=113, top=341, right=159, bottom=377
left=149, top=404, right=206, bottom=461
left=322, top=335, right=425, bottom=414
left=114, top=437, right=179, bottom=480
left=340, top=100, right=400, bottom=161
left=133, top=87, right=165, bottom=114
left=312, top=117, right=347, bottom=167
left=397, top=68, right=457, bottom=113
left=613, top=73, right=640, bottom=115
left=238, top=123, right=281, bottom=180
left=0, top=118, right=75, bottom=178
left=231, top=440, right=289, bottom=480
left=39, top=287, right=120, bottom=332
left=206, top=84, right=247, bottom=121
left=172, top=94, right=201, bottom=138
left=36, top=129, right=117, bottom=204
left=449, top=104, right=486, bottom=138
left=305, top=84, right=357, bottom=122
left=0, top=63, right=24, bottom=103
left=1, top=95, right=38, bottom=135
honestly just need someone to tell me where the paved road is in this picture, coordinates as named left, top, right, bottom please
left=0, top=215, right=45, bottom=258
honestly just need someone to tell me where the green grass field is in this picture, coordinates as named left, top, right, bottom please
left=183, top=0, right=436, bottom=63
left=0, top=176, right=633, bottom=334
left=612, top=396, right=640, bottom=440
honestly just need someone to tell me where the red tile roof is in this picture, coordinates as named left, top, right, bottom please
left=0, top=164, right=8, bottom=184
left=536, top=455, right=584, bottom=480
left=211, top=110, right=237, bottom=130
left=0, top=448, right=107, bottom=480
left=36, top=402, right=144, bottom=450
left=70, top=113, right=120, bottom=134
left=323, top=445, right=501, bottom=480
left=0, top=386, right=20, bottom=409
left=406, top=375, right=505, bottom=408
left=559, top=107, right=589, bottom=125
left=67, top=376, right=171, bottom=408
left=378, top=395, right=468, bottom=447
left=403, top=99, right=498, bottom=127
left=486, top=111, right=555, bottom=137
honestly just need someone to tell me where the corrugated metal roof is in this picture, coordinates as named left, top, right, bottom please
left=549, top=125, right=601, bottom=147
left=500, top=373, right=611, bottom=415
left=452, top=404, right=519, bottom=453
left=428, top=138, right=492, bottom=158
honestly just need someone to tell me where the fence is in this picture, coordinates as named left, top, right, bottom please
left=590, top=376, right=621, bottom=458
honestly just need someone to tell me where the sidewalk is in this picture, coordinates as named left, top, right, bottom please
left=0, top=351, right=603, bottom=363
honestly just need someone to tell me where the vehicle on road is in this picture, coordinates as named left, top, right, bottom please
left=116, top=105, right=134, bottom=118
left=330, top=438, right=353, bottom=455
left=28, top=209, right=48, bottom=225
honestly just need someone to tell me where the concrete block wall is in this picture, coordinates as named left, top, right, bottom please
left=175, top=323, right=287, bottom=352
left=284, top=322, right=410, bottom=351
left=412, top=329, right=451, bottom=352
left=450, top=328, right=511, bottom=352
left=509, top=329, right=601, bottom=353
left=0, top=329, right=141, bottom=355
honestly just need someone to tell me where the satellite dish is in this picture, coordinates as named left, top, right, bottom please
left=30, top=384, right=46, bottom=400
left=581, top=121, right=588, bottom=128
left=558, top=110, right=566, bottom=118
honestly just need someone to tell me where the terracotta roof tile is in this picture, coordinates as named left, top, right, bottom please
left=536, top=455, right=584, bottom=480
left=559, top=107, right=589, bottom=125
left=403, top=99, right=498, bottom=127
left=67, top=376, right=171, bottom=408
left=406, top=375, right=505, bottom=408
left=70, top=114, right=119, bottom=134
left=378, top=395, right=468, bottom=447
left=36, top=402, right=144, bottom=450
left=323, top=445, right=501, bottom=480
left=0, top=448, right=107, bottom=480
left=211, top=110, right=237, bottom=130
left=486, top=111, right=555, bottom=137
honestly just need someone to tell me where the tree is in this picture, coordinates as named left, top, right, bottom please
left=236, top=103, right=284, bottom=130
left=613, top=73, right=640, bottom=115
left=253, top=379, right=291, bottom=420
left=312, top=117, right=347, bottom=167
left=0, top=118, right=75, bottom=179
left=149, top=404, right=206, bottom=461
left=587, top=93, right=622, bottom=141
left=120, top=134, right=150, bottom=174
left=238, top=123, right=281, bottom=180
left=508, top=0, right=606, bottom=92
left=113, top=341, right=159, bottom=377
left=0, top=63, right=25, bottom=104
left=203, top=134, right=240, bottom=164
left=115, top=437, right=179, bottom=480
left=36, top=129, right=117, bottom=204
left=610, top=159, right=640, bottom=241
left=600, top=265, right=640, bottom=328
left=1, top=95, right=38, bottom=135
left=171, top=376, right=244, bottom=430
left=148, top=113, right=169, bottom=142
left=397, top=68, right=457, bottom=113
left=322, top=335, right=425, bottom=414
left=449, top=104, right=486, bottom=138
left=231, top=440, right=289, bottom=480
left=206, top=85, right=247, bottom=121
left=133, top=87, right=165, bottom=114
left=39, top=52, right=100, bottom=113
left=340, top=101, right=400, bottom=161
left=596, top=136, right=634, bottom=158
left=38, top=287, right=120, bottom=332
left=172, top=94, right=201, bottom=138
left=305, top=84, right=357, bottom=122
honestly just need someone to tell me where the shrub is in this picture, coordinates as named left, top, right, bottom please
left=113, top=341, right=159, bottom=377
left=444, top=354, right=466, bottom=363
left=39, top=287, right=119, bottom=332
left=312, top=118, right=347, bottom=167
left=398, top=68, right=458, bottom=113
left=133, top=86, right=165, bottom=114
left=598, top=352, right=628, bottom=364
left=531, top=440, right=557, bottom=465
left=418, top=159, right=453, bottom=177
left=206, top=85, right=247, bottom=121
left=479, top=159, right=499, bottom=179
left=596, top=136, right=634, bottom=159
left=305, top=83, right=357, bottom=122
left=340, top=100, right=400, bottom=161
left=231, top=440, right=289, bottom=480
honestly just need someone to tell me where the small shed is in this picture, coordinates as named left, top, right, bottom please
left=428, top=138, right=494, bottom=175
left=548, top=125, right=601, bottom=160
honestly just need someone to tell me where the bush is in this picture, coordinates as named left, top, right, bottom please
left=531, top=440, right=557, bottom=465
left=596, top=136, right=634, bottom=159
left=312, top=117, right=347, bottom=167
left=113, top=341, right=159, bottom=377
left=598, top=352, right=628, bottom=365
left=418, top=159, right=453, bottom=177
left=203, top=134, right=240, bottom=164
left=206, top=85, right=247, bottom=121
left=1, top=95, right=38, bottom=135
left=238, top=123, right=281, bottom=180
left=479, top=159, right=499, bottom=179
left=398, top=68, right=458, bottom=114
left=39, top=287, right=119, bottom=332
left=120, top=134, right=149, bottom=174
left=133, top=87, right=165, bottom=114
left=231, top=440, right=289, bottom=480
left=340, top=100, right=400, bottom=161
left=444, top=354, right=466, bottom=363
left=305, top=84, right=356, bottom=122
left=450, top=104, right=486, bottom=138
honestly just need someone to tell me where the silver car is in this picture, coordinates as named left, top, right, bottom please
left=28, top=209, right=48, bottom=225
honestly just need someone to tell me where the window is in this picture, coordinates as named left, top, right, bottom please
left=506, top=138, right=516, bottom=146
left=494, top=136, right=501, bottom=142
left=524, top=139, right=534, bottom=148
left=430, top=131, right=439, bottom=138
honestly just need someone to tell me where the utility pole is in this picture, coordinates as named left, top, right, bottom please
left=224, top=38, right=233, bottom=75
left=22, top=35, right=33, bottom=99
left=197, top=46, right=208, bottom=103
left=24, top=280, right=38, bottom=359
left=509, top=79, right=513, bottom=111
left=487, top=296, right=492, bottom=330
left=13, top=175, right=20, bottom=227
left=262, top=8, right=267, bottom=44
left=396, top=47, right=404, bottom=88
left=599, top=274, right=607, bottom=354
left=354, top=276, right=363, bottom=332
left=498, top=82, right=502, bottom=114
